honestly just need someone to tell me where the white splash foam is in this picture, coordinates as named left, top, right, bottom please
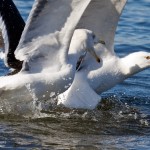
left=0, top=51, right=4, bottom=59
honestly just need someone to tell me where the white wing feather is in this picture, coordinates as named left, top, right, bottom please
left=58, top=72, right=101, bottom=109
left=15, top=0, right=91, bottom=62
left=77, top=0, right=127, bottom=51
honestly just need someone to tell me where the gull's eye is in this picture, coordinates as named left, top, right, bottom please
left=145, top=56, right=150, bottom=60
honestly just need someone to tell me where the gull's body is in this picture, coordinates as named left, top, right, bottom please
left=0, top=0, right=100, bottom=104
left=0, top=0, right=149, bottom=110
left=58, top=0, right=150, bottom=109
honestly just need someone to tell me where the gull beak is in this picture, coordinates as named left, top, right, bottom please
left=88, top=48, right=100, bottom=63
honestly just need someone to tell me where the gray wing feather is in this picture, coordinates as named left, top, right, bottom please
left=77, top=0, right=127, bottom=51
left=15, top=0, right=91, bottom=61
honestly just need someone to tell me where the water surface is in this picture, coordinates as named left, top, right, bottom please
left=0, top=0, right=150, bottom=149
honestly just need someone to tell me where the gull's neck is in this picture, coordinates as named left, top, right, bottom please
left=68, top=37, right=86, bottom=69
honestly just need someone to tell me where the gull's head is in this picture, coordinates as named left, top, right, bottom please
left=122, top=51, right=150, bottom=75
left=130, top=51, right=150, bottom=68
left=70, top=29, right=101, bottom=63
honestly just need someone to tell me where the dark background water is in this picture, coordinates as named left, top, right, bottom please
left=0, top=0, right=150, bottom=149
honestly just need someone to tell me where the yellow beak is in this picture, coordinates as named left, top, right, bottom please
left=88, top=48, right=100, bottom=63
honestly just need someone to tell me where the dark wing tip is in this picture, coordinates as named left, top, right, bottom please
left=0, top=0, right=25, bottom=69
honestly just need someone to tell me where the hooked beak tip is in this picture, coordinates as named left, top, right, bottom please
left=96, top=57, right=101, bottom=63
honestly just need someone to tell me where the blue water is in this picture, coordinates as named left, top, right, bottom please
left=0, top=0, right=150, bottom=149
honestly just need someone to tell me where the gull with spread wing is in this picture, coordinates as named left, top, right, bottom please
left=58, top=0, right=150, bottom=109
left=0, top=0, right=100, bottom=104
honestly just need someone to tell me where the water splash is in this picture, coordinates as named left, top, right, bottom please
left=0, top=51, right=4, bottom=60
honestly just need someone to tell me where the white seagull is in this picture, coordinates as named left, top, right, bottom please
left=0, top=0, right=101, bottom=104
left=58, top=0, right=150, bottom=109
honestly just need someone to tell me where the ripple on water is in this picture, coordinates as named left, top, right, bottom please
left=0, top=0, right=150, bottom=149
left=0, top=96, right=150, bottom=149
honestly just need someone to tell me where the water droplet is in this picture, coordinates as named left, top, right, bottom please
left=65, top=85, right=69, bottom=89
left=50, top=92, right=55, bottom=98
left=76, top=89, right=80, bottom=91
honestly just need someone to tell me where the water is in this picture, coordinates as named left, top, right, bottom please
left=0, top=0, right=150, bottom=149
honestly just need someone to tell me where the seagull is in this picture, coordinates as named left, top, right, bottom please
left=58, top=0, right=150, bottom=109
left=0, top=0, right=101, bottom=104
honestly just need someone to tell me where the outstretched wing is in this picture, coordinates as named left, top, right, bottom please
left=15, top=0, right=91, bottom=62
left=0, top=0, right=25, bottom=67
left=77, top=0, right=127, bottom=51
